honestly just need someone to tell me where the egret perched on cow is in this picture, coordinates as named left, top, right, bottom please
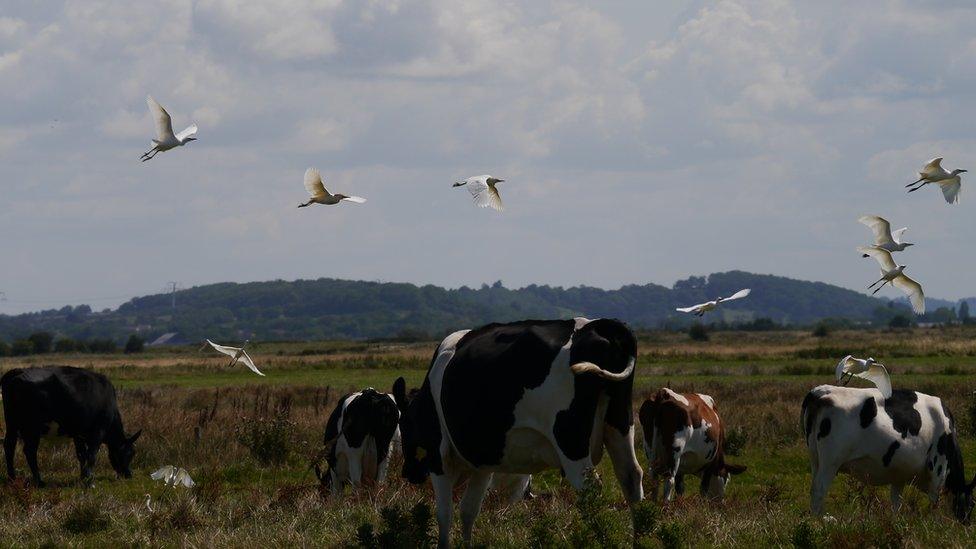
left=453, top=175, right=505, bottom=211
left=835, top=355, right=891, bottom=398
left=141, top=96, right=197, bottom=162
left=297, top=168, right=367, bottom=208
left=150, top=465, right=195, bottom=488
left=675, top=289, right=751, bottom=317
left=857, top=246, right=925, bottom=314
left=205, top=339, right=265, bottom=376
left=858, top=215, right=913, bottom=256
left=906, top=157, right=965, bottom=204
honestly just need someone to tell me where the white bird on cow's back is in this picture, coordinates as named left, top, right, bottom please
left=453, top=175, right=505, bottom=211
left=835, top=355, right=891, bottom=398
left=205, top=339, right=265, bottom=376
left=150, top=465, right=195, bottom=488
left=675, top=289, right=751, bottom=317
left=298, top=168, right=367, bottom=208
left=141, top=96, right=197, bottom=162
left=858, top=215, right=913, bottom=256
left=858, top=246, right=925, bottom=314
left=906, top=157, right=965, bottom=204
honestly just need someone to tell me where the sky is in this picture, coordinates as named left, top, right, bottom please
left=2, top=0, right=975, bottom=314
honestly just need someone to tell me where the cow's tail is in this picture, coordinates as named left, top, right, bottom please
left=571, top=357, right=635, bottom=381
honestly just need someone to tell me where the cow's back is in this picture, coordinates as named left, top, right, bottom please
left=1, top=366, right=117, bottom=435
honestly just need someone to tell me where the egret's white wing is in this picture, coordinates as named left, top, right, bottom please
left=676, top=303, right=705, bottom=313
left=465, top=179, right=492, bottom=207
left=723, top=288, right=751, bottom=301
left=303, top=168, right=328, bottom=198
left=858, top=363, right=892, bottom=399
left=174, top=468, right=195, bottom=488
left=239, top=349, right=265, bottom=376
left=151, top=465, right=176, bottom=481
left=206, top=339, right=241, bottom=359
left=486, top=185, right=504, bottom=211
left=921, top=157, right=944, bottom=176
left=146, top=96, right=175, bottom=141
left=940, top=179, right=961, bottom=204
left=858, top=215, right=894, bottom=246
left=890, top=227, right=908, bottom=245
left=175, top=124, right=198, bottom=142
left=341, top=196, right=367, bottom=204
left=857, top=246, right=897, bottom=271
left=892, top=274, right=925, bottom=314
left=835, top=355, right=856, bottom=380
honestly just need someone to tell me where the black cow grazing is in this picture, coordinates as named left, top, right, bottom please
left=393, top=318, right=643, bottom=547
left=1, top=366, right=141, bottom=486
left=318, top=384, right=400, bottom=494
left=802, top=385, right=976, bottom=521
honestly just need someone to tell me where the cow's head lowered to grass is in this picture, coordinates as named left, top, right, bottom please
left=392, top=375, right=439, bottom=485
left=107, top=429, right=141, bottom=479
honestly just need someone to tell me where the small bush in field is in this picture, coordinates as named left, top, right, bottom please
left=236, top=412, right=296, bottom=466
left=354, top=502, right=434, bottom=548
left=812, top=323, right=831, bottom=338
left=569, top=472, right=627, bottom=548
left=724, top=426, right=748, bottom=456
left=657, top=521, right=684, bottom=549
left=688, top=323, right=709, bottom=342
left=62, top=497, right=109, bottom=534
left=631, top=500, right=660, bottom=540
left=529, top=513, right=565, bottom=548
left=791, top=520, right=823, bottom=549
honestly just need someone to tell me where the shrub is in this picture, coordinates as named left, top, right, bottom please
left=888, top=315, right=912, bottom=329
left=791, top=520, right=823, bottom=549
left=236, top=411, right=296, bottom=466
left=0, top=341, right=9, bottom=357
left=631, top=500, right=660, bottom=541
left=724, top=426, right=748, bottom=456
left=11, top=339, right=34, bottom=356
left=124, top=334, right=145, bottom=354
left=354, top=502, right=434, bottom=548
left=657, top=521, right=684, bottom=549
left=54, top=338, right=77, bottom=353
left=88, top=338, right=117, bottom=353
left=62, top=497, right=110, bottom=534
left=28, top=331, right=54, bottom=354
left=812, top=322, right=831, bottom=338
left=569, top=471, right=627, bottom=548
left=688, top=323, right=709, bottom=342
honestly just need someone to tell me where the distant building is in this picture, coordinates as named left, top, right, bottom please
left=148, top=332, right=190, bottom=346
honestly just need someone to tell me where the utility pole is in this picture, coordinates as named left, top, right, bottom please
left=166, top=282, right=181, bottom=310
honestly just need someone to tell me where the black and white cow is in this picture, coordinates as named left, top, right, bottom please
left=1, top=366, right=141, bottom=486
left=393, top=318, right=643, bottom=547
left=319, top=384, right=400, bottom=493
left=802, top=385, right=976, bottom=521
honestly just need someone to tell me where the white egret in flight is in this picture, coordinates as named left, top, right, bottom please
left=150, top=465, right=195, bottom=488
left=906, top=157, right=965, bottom=204
left=858, top=215, right=913, bottom=256
left=141, top=96, right=197, bottom=162
left=453, top=175, right=505, bottom=211
left=857, top=246, right=925, bottom=314
left=675, top=289, right=751, bottom=317
left=835, top=355, right=891, bottom=398
left=298, top=168, right=367, bottom=208
left=205, top=339, right=265, bottom=376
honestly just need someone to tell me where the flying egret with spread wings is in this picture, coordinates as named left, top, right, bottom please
left=150, top=465, right=195, bottom=488
left=857, top=246, right=925, bottom=314
left=906, top=157, right=965, bottom=204
left=205, top=339, right=265, bottom=376
left=141, top=96, right=197, bottom=162
left=298, top=168, right=367, bottom=208
left=453, top=175, right=505, bottom=211
left=835, top=355, right=891, bottom=398
left=858, top=215, right=913, bottom=256
left=675, top=289, right=751, bottom=317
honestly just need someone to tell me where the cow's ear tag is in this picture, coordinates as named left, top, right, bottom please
left=415, top=447, right=427, bottom=460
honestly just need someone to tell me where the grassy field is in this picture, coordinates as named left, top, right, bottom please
left=2, top=327, right=976, bottom=547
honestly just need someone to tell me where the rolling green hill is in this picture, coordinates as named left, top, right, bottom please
left=0, top=271, right=933, bottom=343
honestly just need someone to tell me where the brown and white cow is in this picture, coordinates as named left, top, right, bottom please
left=639, top=388, right=745, bottom=501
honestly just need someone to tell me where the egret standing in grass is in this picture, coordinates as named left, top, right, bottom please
left=857, top=246, right=925, bottom=314
left=858, top=215, right=913, bottom=256
left=675, top=289, right=751, bottom=317
left=453, top=175, right=505, bottom=211
left=298, top=168, right=366, bottom=208
left=205, top=339, right=265, bottom=376
left=835, top=355, right=892, bottom=398
left=141, top=96, right=197, bottom=162
left=906, top=157, right=965, bottom=204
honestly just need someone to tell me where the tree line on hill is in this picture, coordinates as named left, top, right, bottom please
left=0, top=271, right=970, bottom=345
